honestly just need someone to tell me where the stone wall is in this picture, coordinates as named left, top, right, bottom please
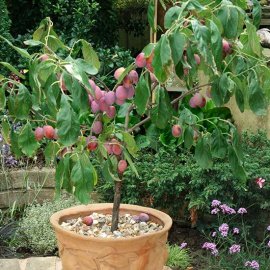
left=0, top=168, right=55, bottom=209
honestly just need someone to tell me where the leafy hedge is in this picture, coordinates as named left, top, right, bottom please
left=97, top=132, right=270, bottom=217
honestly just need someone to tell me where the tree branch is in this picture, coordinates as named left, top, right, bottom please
left=128, top=82, right=212, bottom=133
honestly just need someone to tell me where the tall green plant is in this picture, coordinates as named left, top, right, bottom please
left=0, top=0, right=268, bottom=232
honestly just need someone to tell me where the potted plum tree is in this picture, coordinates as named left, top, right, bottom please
left=0, top=0, right=268, bottom=269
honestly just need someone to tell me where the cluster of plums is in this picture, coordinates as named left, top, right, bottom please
left=87, top=136, right=128, bottom=174
left=34, top=125, right=57, bottom=141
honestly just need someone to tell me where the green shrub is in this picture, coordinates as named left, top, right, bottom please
left=96, top=45, right=134, bottom=89
left=98, top=132, right=270, bottom=217
left=167, top=244, right=191, bottom=269
left=0, top=0, right=13, bottom=64
left=13, top=195, right=80, bottom=255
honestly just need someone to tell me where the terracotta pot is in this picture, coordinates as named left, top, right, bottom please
left=50, top=203, right=173, bottom=270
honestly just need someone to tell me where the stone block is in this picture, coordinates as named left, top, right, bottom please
left=0, top=259, right=20, bottom=270
left=25, top=257, right=57, bottom=270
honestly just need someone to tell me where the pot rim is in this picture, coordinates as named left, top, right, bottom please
left=50, top=203, right=173, bottom=243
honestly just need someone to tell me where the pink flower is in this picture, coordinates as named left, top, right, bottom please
left=256, top=177, right=265, bottom=189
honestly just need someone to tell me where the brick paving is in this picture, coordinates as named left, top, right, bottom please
left=0, top=257, right=172, bottom=270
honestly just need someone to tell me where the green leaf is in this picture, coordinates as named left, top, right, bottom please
left=24, top=39, right=43, bottom=46
left=135, top=135, right=150, bottom=149
left=0, top=35, right=31, bottom=58
left=1, top=121, right=10, bottom=144
left=10, top=130, right=23, bottom=158
left=102, top=158, right=120, bottom=182
left=179, top=108, right=196, bottom=125
left=252, top=0, right=262, bottom=29
left=134, top=75, right=150, bottom=115
left=211, top=129, right=228, bottom=158
left=122, top=132, right=139, bottom=157
left=169, top=31, right=186, bottom=66
left=246, top=22, right=261, bottom=57
left=0, top=62, right=25, bottom=79
left=217, top=1, right=240, bottom=39
left=116, top=63, right=135, bottom=85
left=0, top=87, right=6, bottom=110
left=152, top=35, right=171, bottom=83
left=150, top=86, right=173, bottom=129
left=142, top=43, right=155, bottom=57
left=228, top=145, right=246, bottom=182
left=209, top=20, right=222, bottom=69
left=18, top=123, right=39, bottom=157
left=160, top=35, right=172, bottom=68
left=211, top=73, right=234, bottom=106
left=55, top=156, right=73, bottom=196
left=191, top=20, right=212, bottom=64
left=123, top=149, right=139, bottom=178
left=184, top=126, right=194, bottom=149
left=248, top=75, right=267, bottom=116
left=164, top=6, right=181, bottom=29
left=71, top=153, right=97, bottom=186
left=148, top=0, right=156, bottom=31
left=44, top=142, right=60, bottom=165
left=15, top=85, right=32, bottom=120
left=195, top=137, right=213, bottom=168
left=56, top=95, right=81, bottom=146
left=233, top=77, right=245, bottom=112
left=81, top=40, right=100, bottom=72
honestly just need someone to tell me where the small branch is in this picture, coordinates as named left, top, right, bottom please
left=128, top=82, right=212, bottom=133
left=92, top=76, right=111, bottom=92
left=171, top=82, right=212, bottom=105
left=124, top=104, right=135, bottom=132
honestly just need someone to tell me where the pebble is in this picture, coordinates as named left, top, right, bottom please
left=60, top=212, right=163, bottom=239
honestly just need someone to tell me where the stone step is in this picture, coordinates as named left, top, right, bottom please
left=0, top=257, right=172, bottom=270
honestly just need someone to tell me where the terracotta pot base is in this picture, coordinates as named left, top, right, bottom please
left=50, top=203, right=173, bottom=270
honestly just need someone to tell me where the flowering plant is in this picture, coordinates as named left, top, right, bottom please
left=200, top=200, right=270, bottom=269
left=0, top=0, right=269, bottom=231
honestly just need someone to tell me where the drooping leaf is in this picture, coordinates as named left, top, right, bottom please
left=0, top=62, right=25, bottom=79
left=252, top=0, right=262, bottom=29
left=0, top=87, right=6, bottom=110
left=14, top=85, right=32, bottom=120
left=18, top=123, right=39, bottom=157
left=195, top=136, right=213, bottom=168
left=10, top=130, right=23, bottom=158
left=228, top=145, right=246, bottom=182
left=184, top=126, right=194, bottom=149
left=152, top=35, right=172, bottom=83
left=169, top=31, right=186, bottom=66
left=134, top=75, right=150, bottom=115
left=248, top=75, right=267, bottom=115
left=246, top=22, right=261, bottom=57
left=122, top=132, right=139, bottom=157
left=209, top=20, right=222, bottom=69
left=150, top=86, right=173, bottom=129
left=44, top=142, right=60, bottom=165
left=164, top=6, right=181, bottom=29
left=1, top=121, right=10, bottom=144
left=211, top=129, right=228, bottom=158
left=0, top=35, right=31, bottom=59
left=123, top=149, right=139, bottom=178
left=81, top=40, right=100, bottom=72
left=217, top=1, right=241, bottom=39
left=148, top=0, right=156, bottom=31
left=56, top=95, right=81, bottom=146
left=55, top=156, right=73, bottom=196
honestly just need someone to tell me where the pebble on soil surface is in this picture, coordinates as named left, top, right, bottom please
left=60, top=212, right=164, bottom=239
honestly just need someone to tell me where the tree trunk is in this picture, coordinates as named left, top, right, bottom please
left=111, top=180, right=122, bottom=232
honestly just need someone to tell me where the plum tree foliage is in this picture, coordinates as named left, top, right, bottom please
left=0, top=0, right=268, bottom=230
